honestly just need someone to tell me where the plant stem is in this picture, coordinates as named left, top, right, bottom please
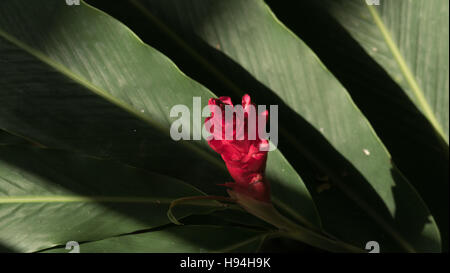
left=228, top=190, right=366, bottom=253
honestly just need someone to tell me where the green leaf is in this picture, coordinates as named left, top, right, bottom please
left=0, top=145, right=224, bottom=253
left=0, top=0, right=320, bottom=247
left=182, top=208, right=276, bottom=230
left=121, top=0, right=441, bottom=251
left=0, top=0, right=227, bottom=195
left=321, top=0, right=449, bottom=143
left=42, top=225, right=268, bottom=253
left=262, top=0, right=449, bottom=251
left=228, top=190, right=366, bottom=253
left=314, top=0, right=449, bottom=250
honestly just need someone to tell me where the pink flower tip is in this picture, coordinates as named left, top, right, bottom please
left=205, top=94, right=270, bottom=202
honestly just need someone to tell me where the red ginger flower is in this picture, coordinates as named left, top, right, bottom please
left=205, top=94, right=270, bottom=202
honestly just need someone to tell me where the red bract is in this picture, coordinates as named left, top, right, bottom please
left=205, top=94, right=270, bottom=202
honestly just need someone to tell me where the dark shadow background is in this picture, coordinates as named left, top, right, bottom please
left=265, top=0, right=449, bottom=251
left=82, top=0, right=444, bottom=252
left=0, top=243, right=15, bottom=253
left=0, top=0, right=446, bottom=252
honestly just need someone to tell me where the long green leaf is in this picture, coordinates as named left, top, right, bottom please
left=123, top=0, right=441, bottom=251
left=42, top=225, right=268, bottom=253
left=0, top=0, right=321, bottom=243
left=261, top=0, right=449, bottom=251
left=321, top=0, right=449, bottom=143
left=0, top=145, right=224, bottom=253
left=314, top=0, right=449, bottom=250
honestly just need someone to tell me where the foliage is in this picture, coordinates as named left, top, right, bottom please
left=0, top=0, right=447, bottom=253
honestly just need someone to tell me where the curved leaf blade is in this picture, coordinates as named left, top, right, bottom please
left=42, top=225, right=267, bottom=253
left=0, top=145, right=224, bottom=253
left=0, top=0, right=321, bottom=240
left=126, top=0, right=441, bottom=251
left=322, top=0, right=449, bottom=143
left=315, top=0, right=449, bottom=250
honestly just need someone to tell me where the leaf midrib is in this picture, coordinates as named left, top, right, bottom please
left=0, top=1, right=435, bottom=252
left=0, top=195, right=221, bottom=206
left=0, top=24, right=224, bottom=170
left=367, top=5, right=447, bottom=142
left=129, top=0, right=324, bottom=225
left=40, top=225, right=269, bottom=253
left=125, top=0, right=430, bottom=252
